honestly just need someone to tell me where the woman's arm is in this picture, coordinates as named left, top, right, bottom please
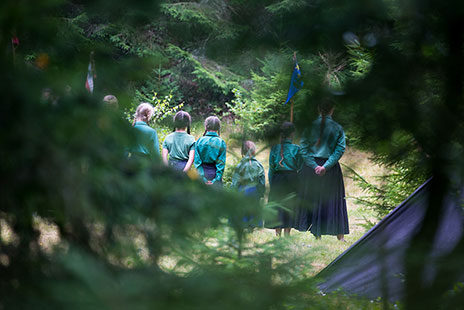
left=323, top=130, right=346, bottom=169
left=299, top=130, right=317, bottom=169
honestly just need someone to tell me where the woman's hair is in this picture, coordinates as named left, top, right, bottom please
left=203, top=116, right=221, bottom=136
left=316, top=98, right=335, bottom=147
left=242, top=140, right=257, bottom=157
left=279, top=122, right=296, bottom=167
left=133, top=102, right=154, bottom=126
left=173, top=111, right=192, bottom=134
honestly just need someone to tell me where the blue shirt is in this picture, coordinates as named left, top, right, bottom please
left=268, top=140, right=303, bottom=181
left=232, top=156, right=265, bottom=197
left=132, top=121, right=160, bottom=159
left=300, top=115, right=346, bottom=169
left=194, top=132, right=227, bottom=183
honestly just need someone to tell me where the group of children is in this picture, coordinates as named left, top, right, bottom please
left=129, top=99, right=349, bottom=241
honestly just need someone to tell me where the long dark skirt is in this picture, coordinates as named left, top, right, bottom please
left=297, top=158, right=349, bottom=236
left=268, top=170, right=299, bottom=228
left=202, top=163, right=222, bottom=186
left=169, top=159, right=188, bottom=171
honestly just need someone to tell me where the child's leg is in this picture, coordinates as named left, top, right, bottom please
left=284, top=228, right=291, bottom=236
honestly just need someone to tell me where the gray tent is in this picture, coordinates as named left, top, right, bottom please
left=317, top=178, right=464, bottom=301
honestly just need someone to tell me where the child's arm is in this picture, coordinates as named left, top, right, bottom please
left=231, top=163, right=241, bottom=189
left=258, top=163, right=266, bottom=198
left=183, top=149, right=195, bottom=172
left=152, top=130, right=160, bottom=158
left=161, top=148, right=169, bottom=166
left=268, top=147, right=275, bottom=183
left=194, top=140, right=207, bottom=183
left=212, top=140, right=226, bottom=184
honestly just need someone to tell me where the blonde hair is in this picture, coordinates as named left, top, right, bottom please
left=133, top=102, right=154, bottom=125
left=242, top=140, right=256, bottom=157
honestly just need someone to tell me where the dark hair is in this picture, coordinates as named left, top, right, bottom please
left=173, top=111, right=192, bottom=134
left=315, top=99, right=335, bottom=147
left=203, top=116, right=221, bottom=136
left=279, top=122, right=295, bottom=167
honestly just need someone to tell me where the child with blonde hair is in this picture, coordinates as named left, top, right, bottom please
left=232, top=141, right=265, bottom=196
left=231, top=140, right=265, bottom=225
left=131, top=102, right=160, bottom=159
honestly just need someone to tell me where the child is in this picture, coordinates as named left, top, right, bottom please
left=162, top=111, right=195, bottom=172
left=232, top=141, right=266, bottom=197
left=103, top=95, right=119, bottom=109
left=268, top=122, right=302, bottom=237
left=131, top=102, right=160, bottom=159
left=299, top=99, right=348, bottom=241
left=231, top=141, right=265, bottom=225
left=194, top=116, right=226, bottom=185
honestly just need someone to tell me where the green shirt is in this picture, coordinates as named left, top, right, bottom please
left=268, top=140, right=303, bottom=181
left=162, top=131, right=195, bottom=161
left=132, top=121, right=160, bottom=159
left=231, top=156, right=265, bottom=197
left=300, top=115, right=346, bottom=169
left=194, top=132, right=227, bottom=183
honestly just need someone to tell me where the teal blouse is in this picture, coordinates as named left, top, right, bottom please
left=300, top=115, right=346, bottom=169
left=194, top=132, right=227, bottom=183
left=162, top=131, right=195, bottom=161
left=268, top=140, right=303, bottom=181
left=132, top=121, right=160, bottom=159
left=231, top=156, right=266, bottom=196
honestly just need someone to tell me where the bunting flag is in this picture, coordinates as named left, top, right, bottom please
left=11, top=36, right=20, bottom=65
left=85, top=62, right=94, bottom=93
left=11, top=37, right=20, bottom=46
left=285, top=60, right=303, bottom=104
left=85, top=52, right=96, bottom=93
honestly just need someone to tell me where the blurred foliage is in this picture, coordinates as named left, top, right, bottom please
left=2, top=0, right=464, bottom=309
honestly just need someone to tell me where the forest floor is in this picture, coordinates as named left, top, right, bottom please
left=217, top=122, right=388, bottom=276
left=25, top=121, right=390, bottom=278
left=248, top=145, right=387, bottom=276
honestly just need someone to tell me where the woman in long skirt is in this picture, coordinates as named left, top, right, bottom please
left=268, top=122, right=302, bottom=236
left=299, top=99, right=349, bottom=241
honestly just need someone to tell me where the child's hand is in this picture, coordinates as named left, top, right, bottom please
left=205, top=181, right=213, bottom=185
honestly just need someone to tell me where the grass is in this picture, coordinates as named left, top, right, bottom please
left=29, top=120, right=390, bottom=278
left=221, top=132, right=387, bottom=276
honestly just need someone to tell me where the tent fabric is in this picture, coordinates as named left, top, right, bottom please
left=317, top=178, right=464, bottom=301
